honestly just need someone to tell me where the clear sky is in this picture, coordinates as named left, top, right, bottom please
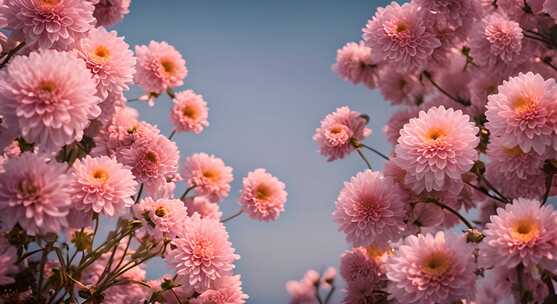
left=116, top=1, right=392, bottom=302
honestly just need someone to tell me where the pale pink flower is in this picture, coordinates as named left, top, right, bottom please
left=470, top=13, right=525, bottom=70
left=332, top=42, right=380, bottom=89
left=383, top=106, right=419, bottom=145
left=1, top=0, right=96, bottom=49
left=486, top=136, right=546, bottom=180
left=167, top=214, right=239, bottom=292
left=546, top=0, right=557, bottom=21
left=0, top=112, right=18, bottom=152
left=91, top=0, right=131, bottom=28
left=486, top=72, right=557, bottom=155
left=100, top=264, right=149, bottom=304
left=377, top=67, right=425, bottom=105
left=134, top=41, right=187, bottom=94
left=362, top=2, right=441, bottom=72
left=95, top=91, right=126, bottom=128
left=0, top=49, right=101, bottom=153
left=185, top=196, right=222, bottom=220
left=191, top=275, right=248, bottom=304
left=313, top=106, right=371, bottom=161
left=170, top=90, right=209, bottom=134
left=183, top=153, right=233, bottom=203
left=0, top=235, right=17, bottom=285
left=0, top=153, right=70, bottom=234
left=133, top=197, right=188, bottom=241
left=239, top=169, right=287, bottom=221
left=69, top=155, right=137, bottom=217
left=75, top=27, right=136, bottom=98
left=286, top=271, right=319, bottom=304
left=385, top=232, right=476, bottom=304
left=333, top=170, right=407, bottom=247
left=482, top=198, right=557, bottom=271
left=485, top=166, right=546, bottom=200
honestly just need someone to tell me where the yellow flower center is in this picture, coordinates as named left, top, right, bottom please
left=366, top=245, right=388, bottom=261
left=91, top=45, right=111, bottom=63
left=421, top=252, right=450, bottom=276
left=503, top=145, right=524, bottom=157
left=512, top=96, right=534, bottom=114
left=396, top=22, right=408, bottom=33
left=92, top=168, right=109, bottom=182
left=160, top=58, right=176, bottom=75
left=255, top=184, right=272, bottom=201
left=182, top=105, right=198, bottom=119
left=38, top=80, right=57, bottom=93
left=155, top=206, right=168, bottom=217
left=38, top=0, right=61, bottom=8
left=17, top=179, right=38, bottom=196
left=202, top=169, right=220, bottom=182
left=425, top=127, right=446, bottom=141
left=145, top=151, right=158, bottom=163
left=511, top=218, right=540, bottom=242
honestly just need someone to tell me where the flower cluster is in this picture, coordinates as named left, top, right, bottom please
left=0, top=2, right=288, bottom=303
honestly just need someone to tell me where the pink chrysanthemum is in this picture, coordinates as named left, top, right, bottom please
left=413, top=0, right=478, bottom=31
left=167, top=214, right=240, bottom=292
left=0, top=49, right=101, bottom=153
left=0, top=112, right=18, bottom=152
left=468, top=70, right=509, bottom=112
left=333, top=170, right=407, bottom=247
left=75, top=27, right=136, bottom=98
left=239, top=168, right=287, bottom=222
left=383, top=106, right=419, bottom=145
left=486, top=72, right=557, bottom=155
left=0, top=235, right=17, bottom=285
left=91, top=0, right=131, bottom=28
left=102, top=266, right=150, bottom=304
left=546, top=0, right=557, bottom=21
left=498, top=0, right=544, bottom=27
left=340, top=247, right=387, bottom=292
left=395, top=106, right=479, bottom=193
left=377, top=67, right=425, bottom=105
left=191, top=275, right=248, bottom=304
left=286, top=271, right=319, bottom=304
left=134, top=41, right=187, bottom=94
left=183, top=153, right=233, bottom=203
left=362, top=2, right=441, bottom=72
left=120, top=132, right=179, bottom=194
left=313, top=106, right=371, bottom=161
left=133, top=197, right=188, bottom=241
left=482, top=198, right=557, bottom=271
left=170, top=90, right=209, bottom=134
left=470, top=13, right=525, bottom=69
left=95, top=91, right=126, bottom=128
left=486, top=136, right=546, bottom=180
left=332, top=42, right=380, bottom=89
left=185, top=196, right=222, bottom=220
left=69, top=155, right=137, bottom=217
left=0, top=153, right=70, bottom=234
left=1, top=0, right=96, bottom=49
left=385, top=232, right=476, bottom=304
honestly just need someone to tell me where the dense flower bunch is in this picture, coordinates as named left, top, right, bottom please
left=288, top=1, right=557, bottom=303
left=0, top=2, right=288, bottom=303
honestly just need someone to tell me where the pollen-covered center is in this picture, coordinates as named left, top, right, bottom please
left=91, top=168, right=109, bottom=182
left=366, top=245, right=386, bottom=260
left=91, top=45, right=111, bottom=63
left=503, top=145, right=524, bottom=157
left=38, top=80, right=57, bottom=94
left=512, top=96, right=535, bottom=114
left=192, top=238, right=215, bottom=259
left=17, top=178, right=39, bottom=197
left=421, top=251, right=450, bottom=276
left=160, top=58, right=176, bottom=75
left=511, top=218, right=540, bottom=242
left=145, top=151, right=159, bottom=163
left=38, top=0, right=61, bottom=8
left=425, top=127, right=446, bottom=142
left=255, top=183, right=273, bottom=201
left=202, top=168, right=220, bottom=182
left=182, top=105, right=199, bottom=120
left=155, top=206, right=168, bottom=217
left=395, top=22, right=408, bottom=33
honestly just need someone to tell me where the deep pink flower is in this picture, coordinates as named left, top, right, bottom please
left=185, top=196, right=222, bottom=220
left=413, top=0, right=478, bottom=33
left=0, top=112, right=18, bottom=152
left=91, top=0, right=131, bottom=28
left=167, top=214, right=239, bottom=292
left=170, top=90, right=209, bottom=134
left=385, top=232, right=476, bottom=304
left=69, top=155, right=137, bottom=217
left=183, top=153, right=233, bottom=203
left=133, top=197, right=188, bottom=241
left=313, top=106, right=371, bottom=161
left=191, top=275, right=248, bottom=304
left=0, top=153, right=70, bottom=234
left=383, top=106, right=419, bottom=145
left=546, top=0, right=557, bottom=21
left=482, top=198, right=557, bottom=271
left=332, top=42, right=380, bottom=89
left=468, top=70, right=509, bottom=112
left=340, top=247, right=387, bottom=292
left=0, top=235, right=17, bottom=285
left=486, top=72, right=557, bottom=155
left=75, top=27, right=136, bottom=98
left=135, top=41, right=187, bottom=94
left=377, top=67, right=425, bottom=105
left=239, top=168, right=287, bottom=221
left=1, top=0, right=96, bottom=49
left=0, top=49, right=101, bottom=153
left=333, top=170, right=407, bottom=247
left=498, top=0, right=544, bottom=28
left=362, top=2, right=441, bottom=72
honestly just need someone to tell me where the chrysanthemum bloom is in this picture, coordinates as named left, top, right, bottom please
left=383, top=106, right=419, bottom=145
left=120, top=133, right=179, bottom=194
left=486, top=72, right=557, bottom=155
left=183, top=153, right=233, bottom=203
left=486, top=137, right=546, bottom=180
left=133, top=197, right=188, bottom=241
left=0, top=112, right=18, bottom=152
left=1, top=0, right=96, bottom=49
left=468, top=70, right=509, bottom=112
left=91, top=0, right=131, bottom=28
left=0, top=236, right=17, bottom=285
left=485, top=166, right=546, bottom=200
left=239, top=169, right=287, bottom=222
left=470, top=13, right=525, bottom=70
left=395, top=106, right=479, bottom=193
left=413, top=0, right=478, bottom=32
left=377, top=67, right=425, bottom=105
left=0, top=153, right=70, bottom=234
left=482, top=198, right=557, bottom=271
left=185, top=196, right=222, bottom=220
left=134, top=41, right=187, bottom=94
left=332, top=42, right=380, bottom=89
left=191, top=275, right=248, bottom=304
left=362, top=2, right=441, bottom=72
left=95, top=91, right=126, bottom=128
left=0, top=49, right=101, bottom=153
left=285, top=271, right=319, bottom=304
left=498, top=0, right=544, bottom=27
left=101, top=265, right=150, bottom=304
left=167, top=214, right=240, bottom=292
left=170, top=90, right=209, bottom=134
left=69, top=155, right=137, bottom=217
left=340, top=247, right=387, bottom=291
left=75, top=27, right=136, bottom=98
left=313, top=106, right=371, bottom=161
left=333, top=170, right=407, bottom=247
left=385, top=232, right=476, bottom=304
left=546, top=0, right=557, bottom=21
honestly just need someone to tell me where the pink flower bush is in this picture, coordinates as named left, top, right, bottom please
left=135, top=41, right=187, bottom=94
left=133, top=197, right=188, bottom=241
left=170, top=90, right=209, bottom=134
left=239, top=168, right=287, bottom=221
left=0, top=49, right=101, bottom=153
left=313, top=106, right=371, bottom=161
left=332, top=42, right=380, bottom=88
left=183, top=153, right=233, bottom=202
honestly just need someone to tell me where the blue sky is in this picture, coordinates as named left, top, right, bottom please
left=116, top=1, right=392, bottom=302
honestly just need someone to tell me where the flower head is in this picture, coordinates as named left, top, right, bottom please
left=135, top=41, right=187, bottom=94
left=133, top=197, right=188, bottom=241
left=91, top=0, right=131, bottom=27
left=239, top=169, right=287, bottom=221
left=286, top=271, right=319, bottom=304
left=377, top=67, right=425, bottom=105
left=170, top=90, right=209, bottom=134
left=185, top=196, right=222, bottom=220
left=332, top=42, right=380, bottom=89
left=383, top=106, right=419, bottom=145
left=0, top=235, right=17, bottom=285
left=191, top=275, right=248, bottom=304
left=183, top=153, right=233, bottom=203
left=340, top=247, right=387, bottom=291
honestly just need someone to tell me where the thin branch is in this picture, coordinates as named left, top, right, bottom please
left=168, top=129, right=177, bottom=140
left=542, top=174, right=553, bottom=206
left=135, top=183, right=144, bottom=204
left=324, top=285, right=336, bottom=304
left=0, top=42, right=26, bottom=69
left=358, top=143, right=390, bottom=161
left=429, top=199, right=475, bottom=230
left=422, top=71, right=471, bottom=106
left=222, top=209, right=243, bottom=223
left=355, top=148, right=372, bottom=170
left=464, top=181, right=506, bottom=204
left=179, top=186, right=196, bottom=201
